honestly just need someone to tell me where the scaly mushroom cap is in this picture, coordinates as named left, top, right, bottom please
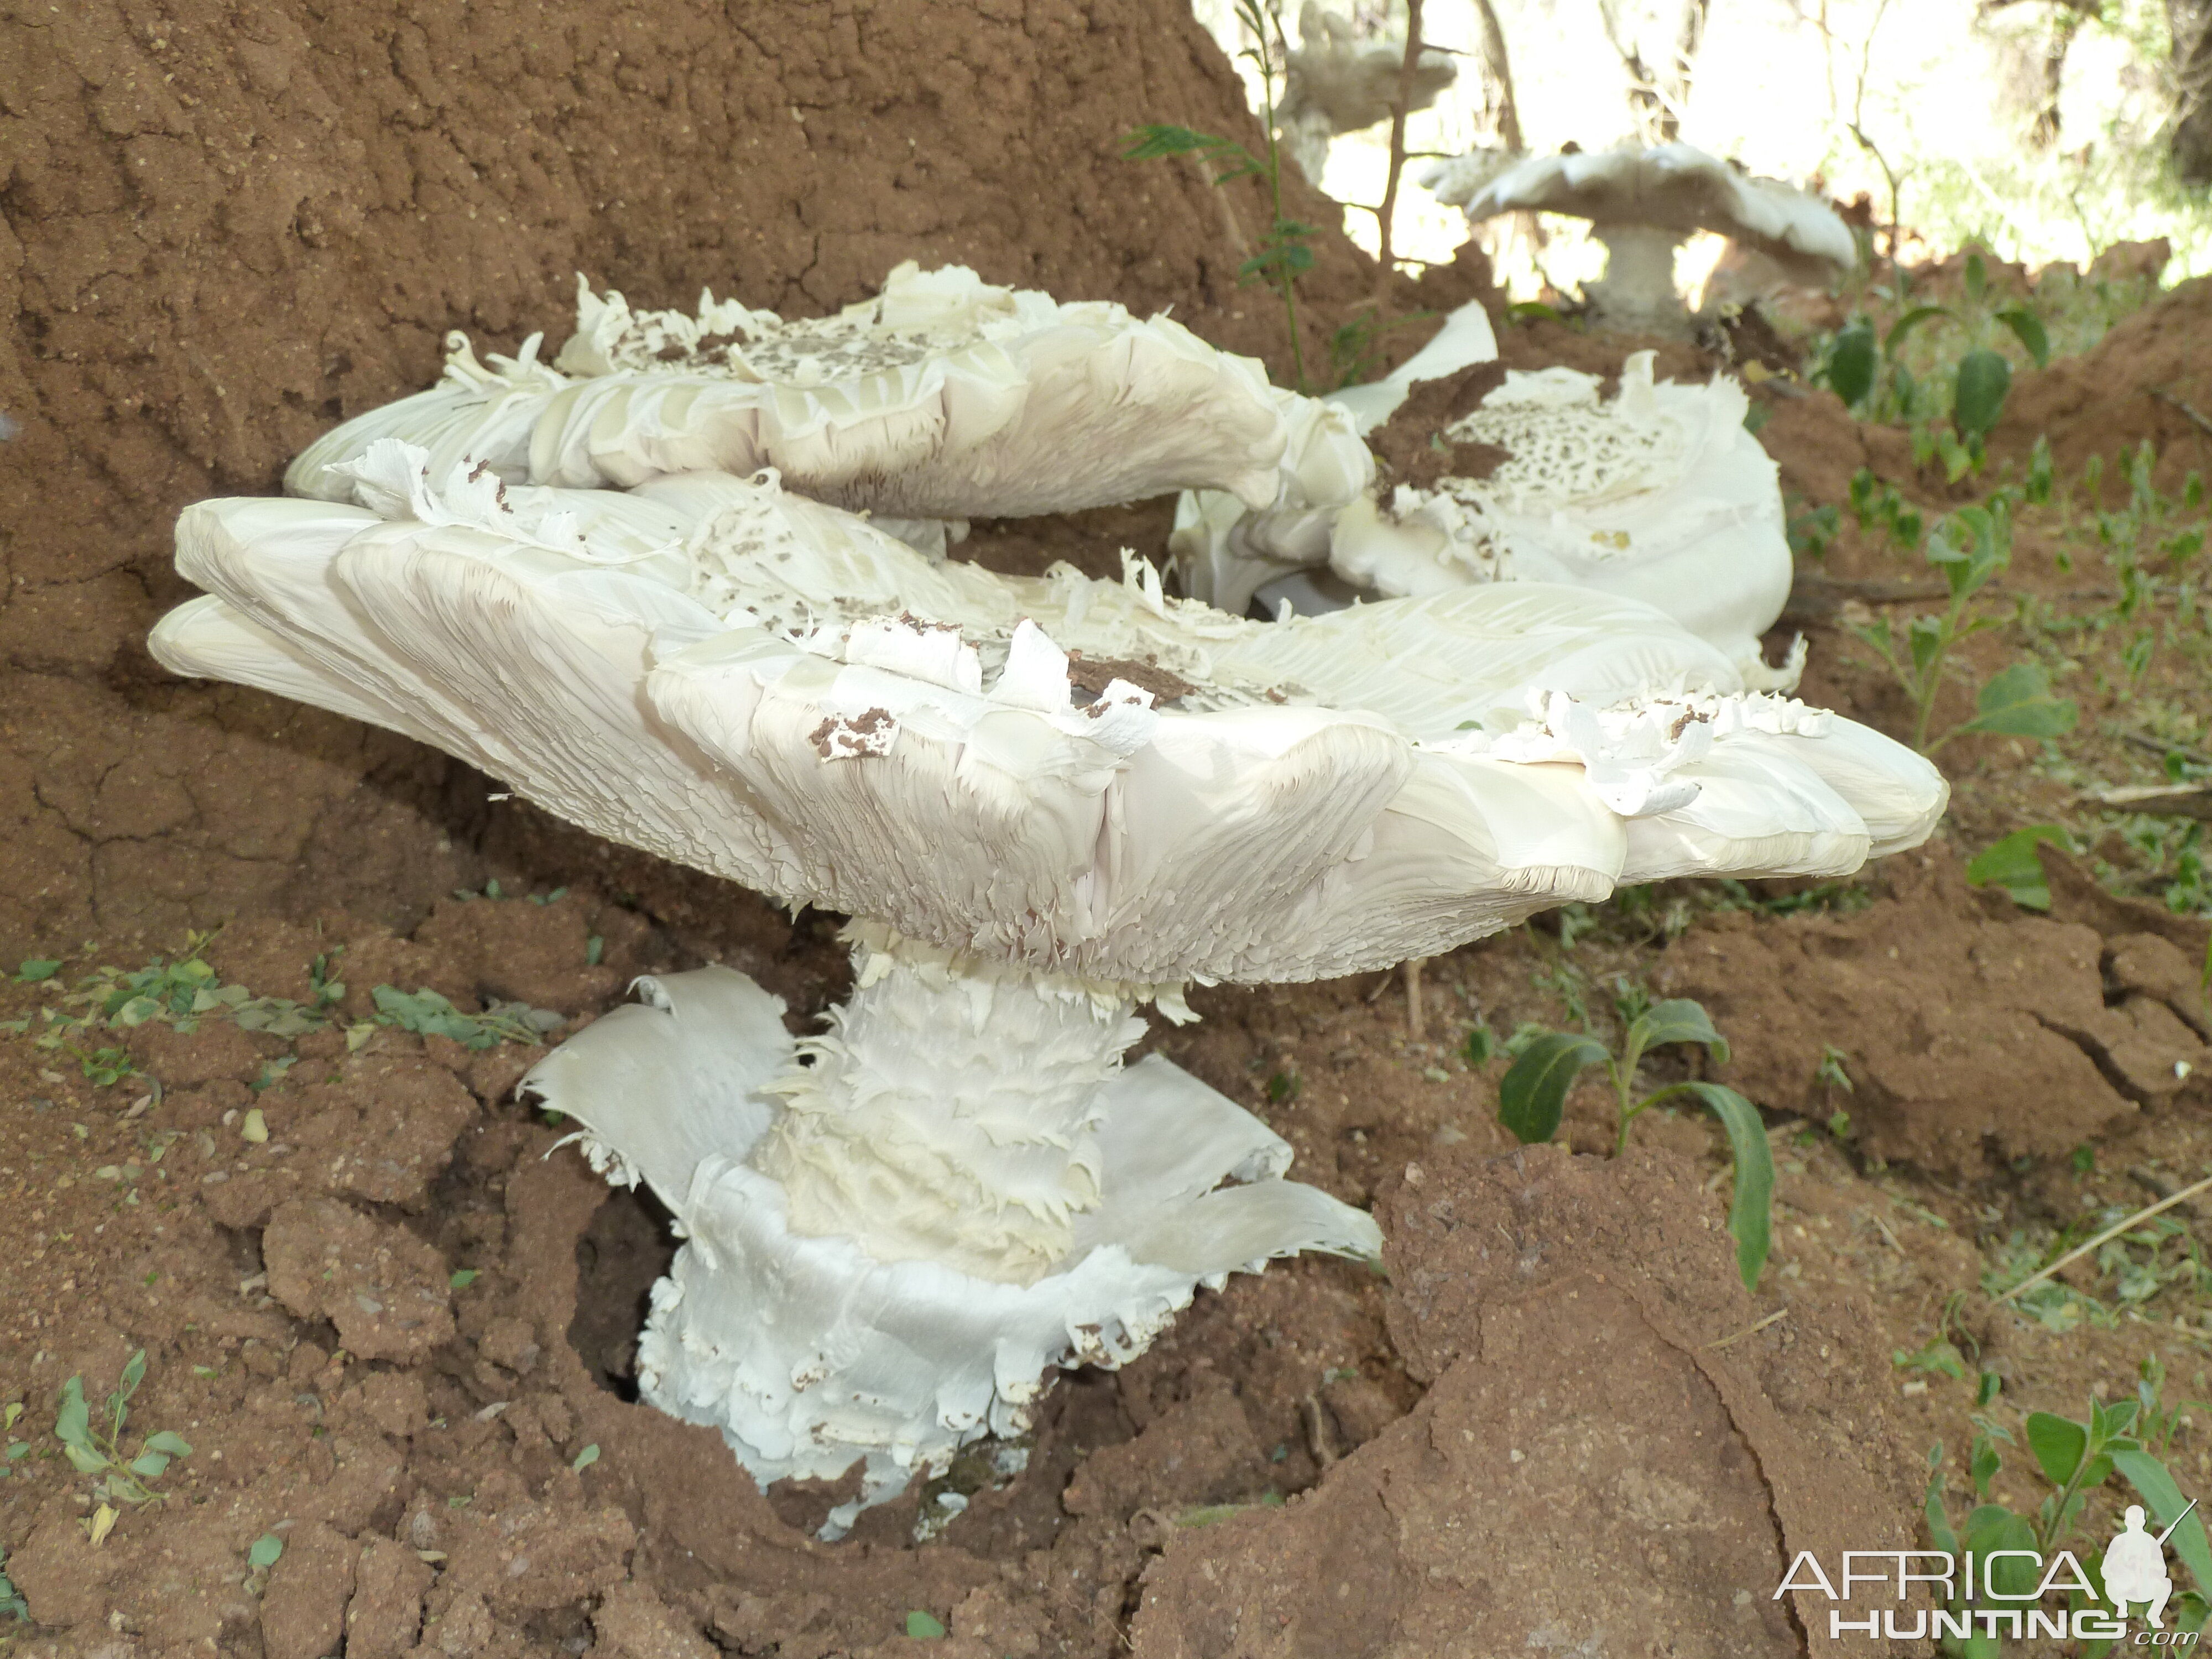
left=153, top=439, right=1943, bottom=987
left=286, top=263, right=1290, bottom=519
left=1329, top=351, right=1794, bottom=681
left=1426, top=142, right=1857, bottom=288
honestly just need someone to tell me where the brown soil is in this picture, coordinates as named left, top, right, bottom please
left=13, top=3, right=2212, bottom=1657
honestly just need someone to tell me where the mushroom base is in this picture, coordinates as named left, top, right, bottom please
left=522, top=963, right=1380, bottom=1536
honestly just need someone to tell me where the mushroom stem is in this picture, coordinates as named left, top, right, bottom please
left=1403, top=956, right=1428, bottom=1042
left=751, top=925, right=1151, bottom=1286
left=1587, top=222, right=1692, bottom=333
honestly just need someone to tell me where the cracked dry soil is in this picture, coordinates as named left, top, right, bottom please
left=11, top=0, right=2212, bottom=1655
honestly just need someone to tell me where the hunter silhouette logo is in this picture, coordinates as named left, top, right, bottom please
left=1776, top=1491, right=2204, bottom=1642
left=2107, top=1499, right=2197, bottom=1630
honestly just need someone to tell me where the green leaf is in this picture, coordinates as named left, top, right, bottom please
left=63, top=1443, right=109, bottom=1475
left=1121, top=124, right=1235, bottom=161
left=2025, top=1411, right=2088, bottom=1485
left=1884, top=304, right=1954, bottom=356
left=1625, top=999, right=1729, bottom=1067
left=1678, top=1083, right=1773, bottom=1287
left=449, top=1269, right=480, bottom=1291
left=15, top=959, right=60, bottom=983
left=128, top=1451, right=170, bottom=1480
left=1505, top=301, right=1564, bottom=326
left=1923, top=1449, right=1960, bottom=1555
left=1953, top=348, right=2012, bottom=440
left=1496, top=1033, right=1609, bottom=1145
left=1955, top=661, right=2076, bottom=743
left=1966, top=1505, right=2041, bottom=1599
left=1963, top=823, right=2074, bottom=910
left=571, top=1443, right=600, bottom=1472
left=55, top=1377, right=89, bottom=1449
left=143, top=1431, right=192, bottom=1457
left=905, top=1610, right=946, bottom=1640
left=1994, top=307, right=2051, bottom=369
left=117, top=1351, right=146, bottom=1405
left=247, top=1533, right=284, bottom=1569
left=1825, top=322, right=1876, bottom=408
left=2112, top=1447, right=2212, bottom=1595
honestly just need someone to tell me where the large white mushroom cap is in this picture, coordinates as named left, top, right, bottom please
left=1330, top=351, right=1796, bottom=684
left=154, top=439, right=1942, bottom=989
left=1423, top=143, right=1855, bottom=333
left=286, top=263, right=1291, bottom=519
left=1427, top=142, right=1858, bottom=284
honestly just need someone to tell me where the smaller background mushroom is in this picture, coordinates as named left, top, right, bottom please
left=1423, top=142, right=1856, bottom=335
left=1279, top=3, right=1457, bottom=185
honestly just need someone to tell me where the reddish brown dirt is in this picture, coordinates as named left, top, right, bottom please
left=0, top=0, right=1381, bottom=951
left=12, top=2, right=2212, bottom=1656
left=1991, top=277, right=2212, bottom=497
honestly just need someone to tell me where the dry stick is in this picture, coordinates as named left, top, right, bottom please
left=2152, top=387, right=2212, bottom=442
left=1372, top=0, right=1426, bottom=297
left=1704, top=1308, right=1788, bottom=1350
left=1404, top=957, right=1427, bottom=1042
left=1994, top=1172, right=2212, bottom=1303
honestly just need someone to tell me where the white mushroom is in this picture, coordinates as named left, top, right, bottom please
left=149, top=438, right=1943, bottom=1530
left=1278, top=3, right=1457, bottom=185
left=288, top=263, right=1291, bottom=519
left=1422, top=143, right=1857, bottom=334
left=1171, top=298, right=1498, bottom=617
left=1330, top=351, right=1799, bottom=687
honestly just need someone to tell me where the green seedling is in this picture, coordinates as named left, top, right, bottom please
left=367, top=987, right=564, bottom=1051
left=0, top=1546, right=26, bottom=1623
left=1820, top=253, right=2051, bottom=468
left=53, top=1350, right=192, bottom=1506
left=1124, top=1, right=1317, bottom=390
left=247, top=1533, right=283, bottom=1569
left=1965, top=824, right=2077, bottom=911
left=1848, top=466, right=1925, bottom=551
left=1848, top=499, right=2077, bottom=753
left=904, top=1610, right=946, bottom=1640
left=1894, top=1335, right=1969, bottom=1381
left=1494, top=998, right=1773, bottom=1287
left=1924, top=1362, right=2211, bottom=1652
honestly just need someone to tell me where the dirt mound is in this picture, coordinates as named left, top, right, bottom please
left=1991, top=276, right=2212, bottom=495
left=1663, top=849, right=2212, bottom=1175
left=0, top=0, right=1384, bottom=953
left=1129, top=1144, right=1917, bottom=1656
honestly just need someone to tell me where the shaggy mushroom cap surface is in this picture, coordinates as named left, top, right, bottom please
left=286, top=263, right=1292, bottom=519
left=156, top=440, right=1944, bottom=990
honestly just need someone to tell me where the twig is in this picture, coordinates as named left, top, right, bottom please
left=1404, top=957, right=1427, bottom=1042
left=1704, top=1308, right=1788, bottom=1349
left=2153, top=388, right=2212, bottom=442
left=1373, top=0, right=1426, bottom=293
left=1995, top=1173, right=2212, bottom=1303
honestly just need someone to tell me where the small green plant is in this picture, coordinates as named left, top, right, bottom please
left=1124, top=0, right=1317, bottom=390
left=1847, top=499, right=2078, bottom=754
left=1819, top=253, right=2052, bottom=469
left=1893, top=1335, right=1969, bottom=1381
left=1493, top=998, right=1773, bottom=1287
left=1923, top=1363, right=2211, bottom=1650
left=54, top=1350, right=192, bottom=1507
left=0, top=1545, right=26, bottom=1623
left=366, top=987, right=564, bottom=1051
left=1964, top=824, right=2078, bottom=911
left=904, top=1609, right=946, bottom=1640
left=1847, top=466, right=1925, bottom=551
